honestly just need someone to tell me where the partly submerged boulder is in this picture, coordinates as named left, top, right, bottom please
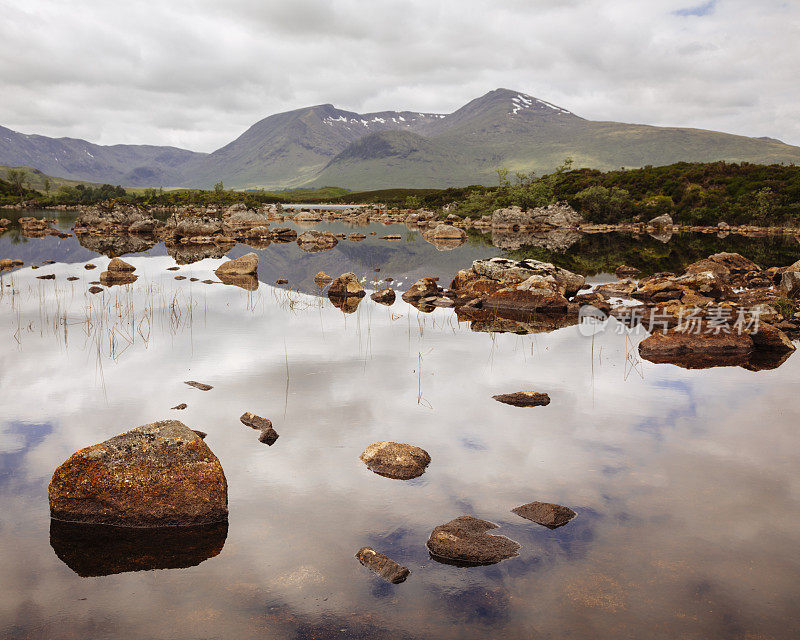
left=360, top=441, right=431, bottom=480
left=371, top=288, right=396, bottom=305
left=314, top=271, right=333, bottom=286
left=493, top=391, right=551, bottom=407
left=48, top=420, right=228, bottom=527
left=355, top=547, right=410, bottom=584
left=214, top=252, right=258, bottom=276
left=512, top=502, right=576, bottom=529
left=297, top=230, right=338, bottom=252
left=402, top=277, right=442, bottom=303
left=328, top=272, right=365, bottom=298
left=426, top=516, right=520, bottom=566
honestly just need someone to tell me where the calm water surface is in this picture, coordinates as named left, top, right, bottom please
left=1, top=212, right=800, bottom=639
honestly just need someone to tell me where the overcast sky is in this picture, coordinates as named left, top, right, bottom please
left=1, top=0, right=798, bottom=151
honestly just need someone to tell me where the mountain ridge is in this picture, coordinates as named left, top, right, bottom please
left=2, top=89, right=799, bottom=190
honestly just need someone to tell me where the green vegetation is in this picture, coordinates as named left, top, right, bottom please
left=2, top=161, right=799, bottom=228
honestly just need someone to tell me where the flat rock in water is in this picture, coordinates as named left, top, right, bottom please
left=36, top=274, right=56, bottom=280
left=88, top=286, right=104, bottom=294
left=355, top=547, right=410, bottom=584
left=84, top=263, right=97, bottom=270
left=512, top=502, right=577, bottom=529
left=360, top=441, right=431, bottom=480
left=48, top=420, right=228, bottom=527
left=493, top=391, right=551, bottom=407
left=241, top=412, right=279, bottom=445
left=107, top=257, right=135, bottom=272
left=185, top=380, right=213, bottom=391
left=99, top=271, right=137, bottom=286
left=276, top=278, right=288, bottom=284
left=67, top=276, right=79, bottom=281
left=172, top=403, right=187, bottom=410
left=426, top=516, right=520, bottom=566
left=371, top=288, right=396, bottom=305
left=214, top=252, right=258, bottom=276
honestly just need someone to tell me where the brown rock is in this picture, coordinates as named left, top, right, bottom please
left=37, top=274, right=56, bottom=280
left=48, top=420, right=228, bottom=527
left=355, top=547, right=410, bottom=584
left=371, top=288, right=396, bottom=305
left=615, top=264, right=640, bottom=278
left=185, top=380, right=213, bottom=391
left=314, top=271, right=333, bottom=286
left=216, top=273, right=259, bottom=291
left=748, top=322, right=796, bottom=353
left=426, top=516, right=520, bottom=566
left=107, top=257, right=135, bottom=272
left=639, top=325, right=754, bottom=369
left=297, top=230, right=338, bottom=252
left=240, top=412, right=279, bottom=445
left=360, top=441, right=431, bottom=480
left=512, top=502, right=576, bottom=529
left=99, top=271, right=137, bottom=286
left=214, top=252, right=258, bottom=276
left=402, top=277, right=441, bottom=302
left=172, top=403, right=188, bottom=410
left=276, top=278, right=288, bottom=285
left=88, top=286, right=104, bottom=294
left=493, top=392, right=551, bottom=407
left=84, top=262, right=97, bottom=270
left=328, top=272, right=365, bottom=298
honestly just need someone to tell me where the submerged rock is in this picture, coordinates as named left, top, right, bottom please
left=355, top=547, right=410, bottom=584
left=214, top=252, right=258, bottom=276
left=371, top=288, right=396, bottom=305
left=328, top=272, right=366, bottom=298
left=512, top=502, right=576, bottom=529
left=48, top=420, right=228, bottom=527
left=426, top=516, right=520, bottom=566
left=50, top=519, right=228, bottom=577
left=185, top=380, right=213, bottom=391
left=360, top=441, right=431, bottom=480
left=493, top=392, right=551, bottom=407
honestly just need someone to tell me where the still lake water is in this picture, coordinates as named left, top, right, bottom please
left=2, top=210, right=800, bottom=639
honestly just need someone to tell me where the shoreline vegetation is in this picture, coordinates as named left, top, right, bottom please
left=2, top=160, right=800, bottom=229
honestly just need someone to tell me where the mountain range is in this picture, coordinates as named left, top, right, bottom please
left=2, top=88, right=799, bottom=191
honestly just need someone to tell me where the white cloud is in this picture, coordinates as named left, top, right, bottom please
left=0, top=0, right=798, bottom=150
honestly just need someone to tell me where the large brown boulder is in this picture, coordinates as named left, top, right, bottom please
left=493, top=391, right=551, bottom=407
left=360, top=441, right=430, bottom=480
left=214, top=252, right=258, bottom=276
left=426, top=516, right=520, bottom=566
left=48, top=420, right=228, bottom=527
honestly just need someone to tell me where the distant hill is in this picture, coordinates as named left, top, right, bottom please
left=0, top=126, right=204, bottom=187
left=2, top=89, right=799, bottom=190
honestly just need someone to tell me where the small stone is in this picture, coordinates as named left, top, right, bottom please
left=202, top=279, right=216, bottom=284
left=88, top=286, right=104, bottom=294
left=276, top=278, right=288, bottom=284
left=172, top=403, right=188, bottom=410
left=328, top=272, right=366, bottom=298
left=37, top=274, right=56, bottom=280
left=107, top=257, right=135, bottom=272
left=84, top=264, right=97, bottom=270
left=175, top=275, right=187, bottom=280
left=314, top=271, right=333, bottom=286
left=512, top=502, right=577, bottom=529
left=67, top=276, right=79, bottom=281
left=371, top=288, right=396, bottom=305
left=167, top=266, right=180, bottom=271
left=355, top=547, right=410, bottom=584
left=240, top=412, right=272, bottom=430
left=493, top=392, right=551, bottom=407
left=185, top=381, right=213, bottom=391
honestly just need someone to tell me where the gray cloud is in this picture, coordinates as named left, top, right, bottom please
left=0, top=0, right=798, bottom=151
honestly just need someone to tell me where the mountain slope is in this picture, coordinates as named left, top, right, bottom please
left=310, top=89, right=800, bottom=189
left=178, top=104, right=446, bottom=189
left=0, top=126, right=204, bottom=187
left=3, top=88, right=800, bottom=190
